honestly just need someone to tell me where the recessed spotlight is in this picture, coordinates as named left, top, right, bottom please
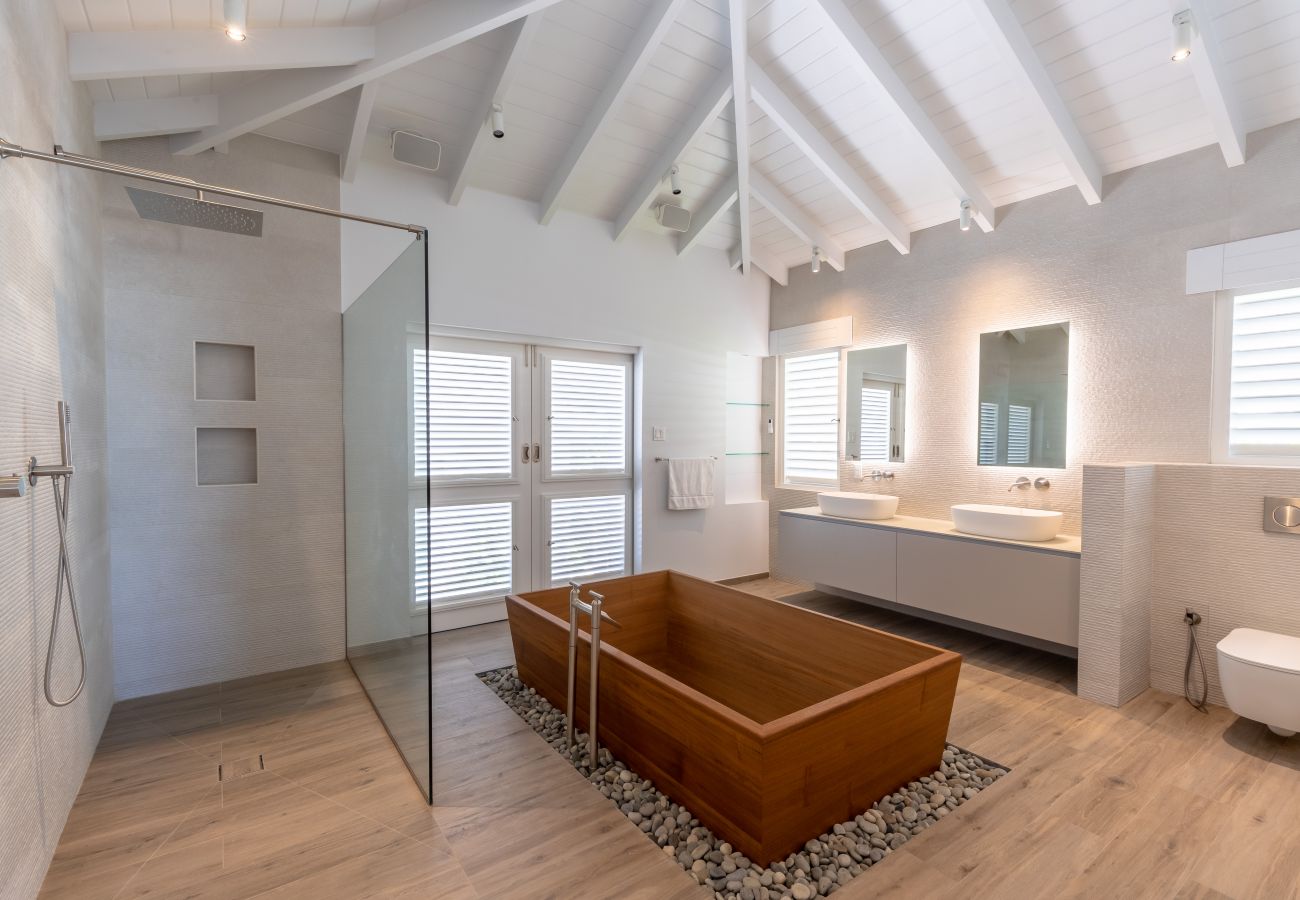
left=224, top=0, right=248, bottom=41
left=1171, top=10, right=1193, bottom=62
left=669, top=165, right=682, bottom=196
left=811, top=246, right=822, bottom=274
left=490, top=104, right=505, bottom=139
left=959, top=199, right=972, bottom=232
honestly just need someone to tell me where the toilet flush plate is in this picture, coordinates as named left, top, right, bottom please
left=1264, top=497, right=1300, bottom=535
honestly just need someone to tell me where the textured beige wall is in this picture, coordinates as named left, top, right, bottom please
left=102, top=136, right=345, bottom=699
left=0, top=3, right=113, bottom=896
left=767, top=119, right=1300, bottom=570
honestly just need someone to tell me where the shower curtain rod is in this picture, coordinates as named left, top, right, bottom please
left=0, top=137, right=427, bottom=236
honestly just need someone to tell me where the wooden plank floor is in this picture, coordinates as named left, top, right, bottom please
left=38, top=579, right=1300, bottom=899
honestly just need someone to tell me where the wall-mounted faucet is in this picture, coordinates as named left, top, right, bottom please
left=864, top=469, right=895, bottom=482
left=1008, top=476, right=1032, bottom=491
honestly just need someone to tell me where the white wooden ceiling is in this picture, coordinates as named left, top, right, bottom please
left=55, top=0, right=1300, bottom=282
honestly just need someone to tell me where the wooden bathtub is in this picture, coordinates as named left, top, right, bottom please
left=506, top=571, right=961, bottom=864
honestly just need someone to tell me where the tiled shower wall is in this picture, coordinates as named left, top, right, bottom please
left=102, top=136, right=345, bottom=699
left=0, top=2, right=113, bottom=895
left=766, top=118, right=1300, bottom=577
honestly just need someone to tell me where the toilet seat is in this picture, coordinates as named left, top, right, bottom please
left=1217, top=628, right=1300, bottom=675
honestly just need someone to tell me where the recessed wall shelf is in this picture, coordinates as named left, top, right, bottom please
left=196, top=427, right=258, bottom=485
left=195, top=341, right=256, bottom=401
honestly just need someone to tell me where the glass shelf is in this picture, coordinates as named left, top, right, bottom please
left=725, top=401, right=770, bottom=407
left=724, top=451, right=769, bottom=456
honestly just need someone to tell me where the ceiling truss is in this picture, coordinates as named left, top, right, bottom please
left=67, top=0, right=1271, bottom=281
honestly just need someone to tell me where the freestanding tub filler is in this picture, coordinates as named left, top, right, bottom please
left=506, top=571, right=961, bottom=864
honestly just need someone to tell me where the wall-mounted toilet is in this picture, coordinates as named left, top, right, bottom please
left=1217, top=628, right=1300, bottom=737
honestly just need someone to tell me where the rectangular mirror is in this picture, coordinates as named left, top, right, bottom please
left=977, top=323, right=1069, bottom=468
left=844, top=344, right=906, bottom=463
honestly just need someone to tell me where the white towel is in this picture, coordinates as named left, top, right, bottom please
left=667, top=457, right=715, bottom=510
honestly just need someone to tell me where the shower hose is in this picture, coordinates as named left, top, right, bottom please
left=1184, top=611, right=1208, bottom=712
left=44, top=471, right=86, bottom=707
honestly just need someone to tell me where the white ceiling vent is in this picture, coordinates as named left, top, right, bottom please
left=656, top=203, right=691, bottom=233
left=391, top=130, right=441, bottom=172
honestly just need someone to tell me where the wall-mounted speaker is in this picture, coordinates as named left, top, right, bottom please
left=656, top=203, right=691, bottom=233
left=391, top=130, right=441, bottom=172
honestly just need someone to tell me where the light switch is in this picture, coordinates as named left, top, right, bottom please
left=652, top=426, right=666, bottom=442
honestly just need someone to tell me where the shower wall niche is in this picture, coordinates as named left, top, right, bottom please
left=195, top=427, right=258, bottom=485
left=194, top=341, right=256, bottom=401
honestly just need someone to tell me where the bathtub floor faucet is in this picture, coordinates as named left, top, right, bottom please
left=565, top=582, right=621, bottom=766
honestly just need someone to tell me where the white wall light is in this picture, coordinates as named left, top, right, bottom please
left=1171, top=10, right=1193, bottom=62
left=224, top=0, right=248, bottom=41
left=490, top=104, right=505, bottom=139
left=669, top=165, right=682, bottom=196
left=811, top=246, right=822, bottom=274
left=959, top=199, right=972, bottom=232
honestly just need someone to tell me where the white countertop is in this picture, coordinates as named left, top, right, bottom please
left=780, top=506, right=1082, bottom=556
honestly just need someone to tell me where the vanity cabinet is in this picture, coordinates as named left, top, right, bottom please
left=896, top=533, right=1078, bottom=647
left=777, top=510, right=1080, bottom=649
left=778, top=514, right=897, bottom=602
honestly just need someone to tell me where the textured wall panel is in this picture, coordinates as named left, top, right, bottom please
left=1150, top=465, right=1300, bottom=706
left=0, top=2, right=114, bottom=896
left=102, top=136, right=345, bottom=699
left=1078, top=465, right=1154, bottom=706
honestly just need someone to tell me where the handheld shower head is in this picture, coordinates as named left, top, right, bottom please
left=58, top=401, right=71, bottom=467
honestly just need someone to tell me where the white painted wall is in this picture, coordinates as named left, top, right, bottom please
left=341, top=160, right=771, bottom=581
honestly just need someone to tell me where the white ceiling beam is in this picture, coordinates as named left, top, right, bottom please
left=340, top=82, right=378, bottom=183
left=612, top=69, right=732, bottom=241
left=678, top=173, right=738, bottom=256
left=748, top=62, right=910, bottom=255
left=812, top=0, right=995, bottom=232
left=537, top=0, right=688, bottom=225
left=170, top=0, right=563, bottom=156
left=728, top=0, right=752, bottom=274
left=1182, top=0, right=1246, bottom=167
left=741, top=245, right=789, bottom=286
left=69, top=27, right=375, bottom=81
left=447, top=15, right=542, bottom=206
left=964, top=0, right=1102, bottom=205
left=749, top=169, right=846, bottom=272
left=93, top=96, right=218, bottom=141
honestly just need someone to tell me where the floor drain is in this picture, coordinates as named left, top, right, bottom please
left=219, top=754, right=267, bottom=782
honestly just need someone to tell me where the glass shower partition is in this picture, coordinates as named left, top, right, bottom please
left=343, top=237, right=431, bottom=799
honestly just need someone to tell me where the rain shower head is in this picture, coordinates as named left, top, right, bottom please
left=125, top=186, right=263, bottom=237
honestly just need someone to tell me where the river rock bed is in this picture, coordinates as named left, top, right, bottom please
left=478, top=666, right=1007, bottom=899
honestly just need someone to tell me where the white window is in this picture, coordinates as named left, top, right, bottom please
left=1007, top=404, right=1032, bottom=465
left=1214, top=287, right=1300, bottom=464
left=411, top=337, right=634, bottom=631
left=858, top=383, right=892, bottom=464
left=780, top=350, right=840, bottom=487
left=978, top=402, right=999, bottom=465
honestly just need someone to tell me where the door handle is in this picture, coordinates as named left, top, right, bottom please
left=533, top=443, right=541, bottom=464
left=522, top=443, right=531, bottom=463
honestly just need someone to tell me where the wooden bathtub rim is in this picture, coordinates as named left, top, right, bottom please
left=506, top=570, right=962, bottom=741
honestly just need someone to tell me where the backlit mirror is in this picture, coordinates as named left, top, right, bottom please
left=844, top=344, right=906, bottom=463
left=977, top=323, right=1069, bottom=468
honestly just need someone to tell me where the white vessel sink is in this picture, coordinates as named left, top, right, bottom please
left=817, top=491, right=899, bottom=520
left=951, top=504, right=1062, bottom=542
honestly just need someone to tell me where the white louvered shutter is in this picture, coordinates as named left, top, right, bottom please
left=859, top=384, right=892, bottom=463
left=1229, top=288, right=1300, bottom=456
left=416, top=348, right=514, bottom=480
left=416, top=502, right=514, bottom=606
left=547, top=494, right=628, bottom=584
left=1007, top=404, right=1031, bottom=464
left=978, top=402, right=999, bottom=465
left=782, top=351, right=840, bottom=485
left=547, top=358, right=629, bottom=476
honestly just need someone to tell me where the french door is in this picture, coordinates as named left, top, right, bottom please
left=413, top=336, right=633, bottom=632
